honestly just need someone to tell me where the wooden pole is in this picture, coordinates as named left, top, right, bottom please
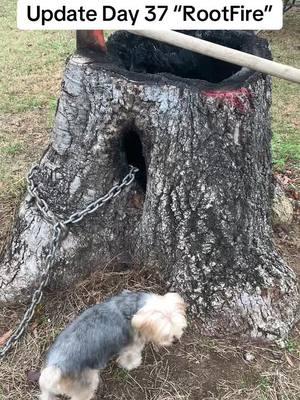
left=127, top=30, right=300, bottom=84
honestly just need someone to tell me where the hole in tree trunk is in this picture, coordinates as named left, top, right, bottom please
left=122, top=126, right=147, bottom=192
left=107, top=31, right=254, bottom=83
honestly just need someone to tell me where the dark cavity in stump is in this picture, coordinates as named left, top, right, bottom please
left=1, top=30, right=298, bottom=341
left=121, top=125, right=147, bottom=192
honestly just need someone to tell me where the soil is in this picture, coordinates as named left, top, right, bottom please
left=0, top=219, right=299, bottom=399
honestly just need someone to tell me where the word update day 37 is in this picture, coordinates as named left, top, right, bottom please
left=26, top=5, right=140, bottom=26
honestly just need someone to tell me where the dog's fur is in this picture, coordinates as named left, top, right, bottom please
left=39, top=291, right=187, bottom=400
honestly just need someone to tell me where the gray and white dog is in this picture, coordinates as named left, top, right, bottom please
left=39, top=290, right=187, bottom=400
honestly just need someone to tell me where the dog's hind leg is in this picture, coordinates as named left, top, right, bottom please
left=65, top=369, right=100, bottom=400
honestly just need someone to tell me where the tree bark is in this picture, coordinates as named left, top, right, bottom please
left=0, top=31, right=298, bottom=339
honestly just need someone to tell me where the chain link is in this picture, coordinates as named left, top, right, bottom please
left=26, top=165, right=58, bottom=224
left=0, top=165, right=138, bottom=359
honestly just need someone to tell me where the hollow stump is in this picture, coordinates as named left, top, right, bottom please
left=1, top=31, right=298, bottom=339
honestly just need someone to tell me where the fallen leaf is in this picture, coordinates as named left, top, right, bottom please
left=0, top=329, right=13, bottom=346
left=27, top=370, right=40, bottom=384
left=275, top=173, right=292, bottom=187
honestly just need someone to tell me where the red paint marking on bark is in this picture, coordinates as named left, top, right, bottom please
left=204, top=88, right=252, bottom=112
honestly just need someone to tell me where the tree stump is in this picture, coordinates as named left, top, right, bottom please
left=1, top=31, right=298, bottom=339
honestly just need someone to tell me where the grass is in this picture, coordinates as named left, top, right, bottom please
left=0, top=1, right=75, bottom=114
left=0, top=0, right=75, bottom=252
left=261, top=12, right=300, bottom=170
left=0, top=142, right=23, bottom=156
left=271, top=76, right=300, bottom=170
left=0, top=3, right=299, bottom=400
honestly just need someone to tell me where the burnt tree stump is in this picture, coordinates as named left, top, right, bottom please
left=1, top=31, right=298, bottom=339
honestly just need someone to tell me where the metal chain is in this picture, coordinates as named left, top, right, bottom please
left=283, top=0, right=296, bottom=13
left=0, top=164, right=138, bottom=359
left=26, top=165, right=58, bottom=224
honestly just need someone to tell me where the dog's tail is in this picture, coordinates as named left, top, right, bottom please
left=39, top=365, right=62, bottom=400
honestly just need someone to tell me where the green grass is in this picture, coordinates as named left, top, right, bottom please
left=46, top=96, right=60, bottom=128
left=111, top=367, right=131, bottom=382
left=0, top=142, right=23, bottom=156
left=272, top=122, right=300, bottom=169
left=258, top=375, right=272, bottom=394
left=262, top=12, right=300, bottom=170
left=271, top=77, right=300, bottom=169
left=0, top=0, right=75, bottom=114
left=285, top=338, right=299, bottom=354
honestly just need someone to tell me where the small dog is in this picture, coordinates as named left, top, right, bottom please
left=39, top=290, right=187, bottom=400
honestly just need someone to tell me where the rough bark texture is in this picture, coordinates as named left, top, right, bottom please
left=0, top=31, right=298, bottom=339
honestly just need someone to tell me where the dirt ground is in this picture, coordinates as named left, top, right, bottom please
left=0, top=216, right=300, bottom=400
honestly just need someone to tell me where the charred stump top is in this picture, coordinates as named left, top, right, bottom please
left=96, top=30, right=271, bottom=89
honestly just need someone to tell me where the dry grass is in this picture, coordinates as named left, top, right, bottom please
left=0, top=110, right=51, bottom=256
left=1, top=268, right=300, bottom=400
left=214, top=368, right=300, bottom=400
